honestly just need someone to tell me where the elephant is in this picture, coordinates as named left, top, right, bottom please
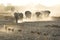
left=18, top=13, right=23, bottom=20
left=25, top=11, right=32, bottom=18
left=14, top=12, right=19, bottom=23
left=35, top=12, right=42, bottom=18
left=41, top=10, right=51, bottom=17
left=14, top=12, right=23, bottom=23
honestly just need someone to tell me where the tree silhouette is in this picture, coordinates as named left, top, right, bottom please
left=25, top=11, right=31, bottom=18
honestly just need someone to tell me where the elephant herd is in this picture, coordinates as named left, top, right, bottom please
left=14, top=10, right=51, bottom=23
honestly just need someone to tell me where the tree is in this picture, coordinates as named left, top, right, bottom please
left=25, top=11, right=31, bottom=18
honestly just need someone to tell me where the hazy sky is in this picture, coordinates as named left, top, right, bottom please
left=0, top=0, right=60, bottom=6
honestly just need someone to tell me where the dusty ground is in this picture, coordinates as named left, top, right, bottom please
left=0, top=21, right=60, bottom=40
